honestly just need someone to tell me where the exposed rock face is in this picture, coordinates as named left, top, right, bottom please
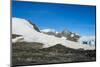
left=61, top=29, right=80, bottom=42
left=28, top=20, right=40, bottom=32
left=12, top=34, right=22, bottom=39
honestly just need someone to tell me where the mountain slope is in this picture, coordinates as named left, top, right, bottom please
left=12, top=17, right=95, bottom=50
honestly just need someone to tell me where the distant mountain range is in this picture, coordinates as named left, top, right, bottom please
left=12, top=17, right=95, bottom=50
left=41, top=28, right=81, bottom=42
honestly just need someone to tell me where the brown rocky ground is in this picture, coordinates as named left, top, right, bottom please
left=12, top=42, right=96, bottom=67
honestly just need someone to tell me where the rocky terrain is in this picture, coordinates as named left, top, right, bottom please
left=12, top=42, right=96, bottom=66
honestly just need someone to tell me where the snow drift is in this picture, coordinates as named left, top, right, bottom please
left=12, top=17, right=95, bottom=50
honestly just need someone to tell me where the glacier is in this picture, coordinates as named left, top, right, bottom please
left=12, top=17, right=95, bottom=50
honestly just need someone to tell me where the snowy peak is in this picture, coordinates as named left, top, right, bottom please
left=62, top=29, right=70, bottom=34
left=12, top=17, right=40, bottom=35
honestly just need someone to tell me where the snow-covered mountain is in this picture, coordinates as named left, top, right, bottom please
left=41, top=28, right=80, bottom=41
left=12, top=17, right=95, bottom=50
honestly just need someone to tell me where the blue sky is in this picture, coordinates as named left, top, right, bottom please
left=12, top=1, right=96, bottom=36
